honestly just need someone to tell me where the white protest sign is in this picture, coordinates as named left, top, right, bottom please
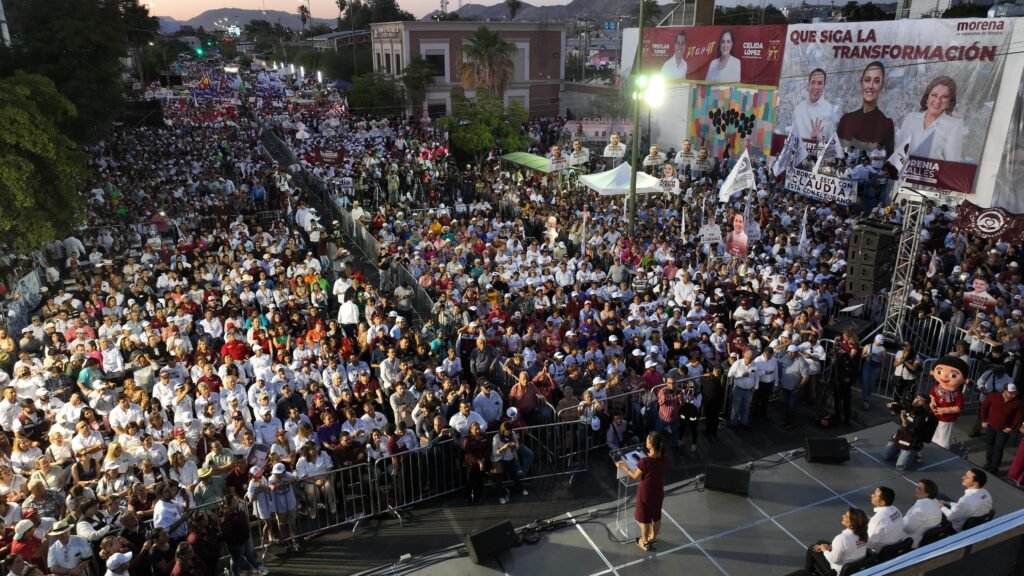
left=699, top=224, right=723, bottom=245
left=784, top=168, right=858, bottom=206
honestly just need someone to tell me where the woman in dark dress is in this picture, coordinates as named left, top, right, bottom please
left=615, top=431, right=668, bottom=551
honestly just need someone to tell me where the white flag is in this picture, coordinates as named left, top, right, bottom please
left=887, top=138, right=912, bottom=175
left=681, top=207, right=687, bottom=240
left=812, top=133, right=842, bottom=174
left=718, top=149, right=755, bottom=203
left=798, top=207, right=809, bottom=255
left=926, top=250, right=941, bottom=278
left=773, top=127, right=806, bottom=177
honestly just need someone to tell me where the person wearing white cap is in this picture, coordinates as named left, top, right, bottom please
left=104, top=551, right=132, bottom=576
left=778, top=345, right=810, bottom=429
left=860, top=334, right=888, bottom=411
left=268, top=461, right=302, bottom=552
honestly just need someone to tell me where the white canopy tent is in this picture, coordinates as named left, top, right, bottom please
left=578, top=162, right=662, bottom=196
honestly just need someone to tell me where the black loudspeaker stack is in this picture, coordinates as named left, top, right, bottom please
left=844, top=221, right=900, bottom=297
left=804, top=437, right=851, bottom=464
left=465, top=520, right=516, bottom=564
left=704, top=464, right=752, bottom=495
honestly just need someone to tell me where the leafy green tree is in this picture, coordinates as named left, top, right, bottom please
left=841, top=1, right=891, bottom=21
left=120, top=0, right=160, bottom=82
left=0, top=73, right=88, bottom=250
left=346, top=72, right=406, bottom=115
left=368, top=0, right=415, bottom=23
left=762, top=6, right=788, bottom=24
left=439, top=93, right=529, bottom=166
left=564, top=54, right=584, bottom=82
left=506, top=0, right=522, bottom=20
left=460, top=27, right=517, bottom=98
left=287, top=47, right=372, bottom=81
left=713, top=4, right=788, bottom=24
left=631, top=0, right=663, bottom=26
left=336, top=0, right=349, bottom=29
left=0, top=0, right=136, bottom=142
left=298, top=3, right=311, bottom=32
left=942, top=2, right=990, bottom=17
left=339, top=0, right=413, bottom=30
left=140, top=38, right=188, bottom=81
left=401, top=57, right=437, bottom=113
left=306, top=23, right=333, bottom=38
left=244, top=19, right=293, bottom=54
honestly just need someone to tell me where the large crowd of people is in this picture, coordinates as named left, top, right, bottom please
left=0, top=55, right=1022, bottom=576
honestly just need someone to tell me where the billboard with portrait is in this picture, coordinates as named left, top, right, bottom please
left=773, top=19, right=1014, bottom=194
left=623, top=25, right=786, bottom=87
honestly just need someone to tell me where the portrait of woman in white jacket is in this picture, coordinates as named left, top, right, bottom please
left=896, top=76, right=966, bottom=163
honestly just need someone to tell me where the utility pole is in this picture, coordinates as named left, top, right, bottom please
left=627, top=0, right=646, bottom=235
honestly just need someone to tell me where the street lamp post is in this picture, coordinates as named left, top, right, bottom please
left=627, top=0, right=665, bottom=235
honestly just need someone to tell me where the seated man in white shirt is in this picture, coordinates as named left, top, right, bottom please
left=903, top=479, right=943, bottom=547
left=867, top=486, right=905, bottom=552
left=941, top=468, right=994, bottom=531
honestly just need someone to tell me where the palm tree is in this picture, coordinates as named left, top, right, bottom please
left=335, top=0, right=347, bottom=30
left=460, top=26, right=517, bottom=98
left=298, top=3, right=311, bottom=34
left=402, top=57, right=437, bottom=113
left=631, top=0, right=663, bottom=26
left=505, top=0, right=521, bottom=20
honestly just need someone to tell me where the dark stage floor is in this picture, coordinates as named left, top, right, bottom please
left=358, top=423, right=1024, bottom=576
left=262, top=399, right=1024, bottom=576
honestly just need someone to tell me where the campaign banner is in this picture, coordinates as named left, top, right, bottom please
left=774, top=19, right=1014, bottom=195
left=629, top=25, right=786, bottom=87
left=785, top=168, right=858, bottom=205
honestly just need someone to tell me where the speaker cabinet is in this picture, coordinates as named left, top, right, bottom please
left=704, top=464, right=752, bottom=496
left=465, top=520, right=515, bottom=564
left=804, top=437, right=851, bottom=464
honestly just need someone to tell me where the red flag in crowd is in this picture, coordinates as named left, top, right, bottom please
left=954, top=201, right=1024, bottom=243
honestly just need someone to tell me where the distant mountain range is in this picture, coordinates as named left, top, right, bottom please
left=422, top=0, right=678, bottom=22
left=157, top=8, right=339, bottom=35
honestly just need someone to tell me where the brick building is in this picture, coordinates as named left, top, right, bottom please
left=369, top=21, right=566, bottom=117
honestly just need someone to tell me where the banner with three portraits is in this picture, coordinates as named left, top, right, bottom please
left=773, top=19, right=1014, bottom=195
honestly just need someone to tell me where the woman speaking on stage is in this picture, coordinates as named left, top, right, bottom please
left=615, top=432, right=669, bottom=551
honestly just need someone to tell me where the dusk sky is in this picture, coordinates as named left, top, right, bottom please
left=151, top=0, right=570, bottom=20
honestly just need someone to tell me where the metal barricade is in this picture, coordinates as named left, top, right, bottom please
left=516, top=420, right=590, bottom=486
left=292, top=461, right=374, bottom=537
left=368, top=419, right=593, bottom=515
left=368, top=437, right=464, bottom=521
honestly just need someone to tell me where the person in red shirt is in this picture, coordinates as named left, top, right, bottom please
left=928, top=356, right=967, bottom=450
left=220, top=331, right=249, bottom=361
left=461, top=421, right=491, bottom=504
left=642, top=361, right=664, bottom=391
left=531, top=363, right=558, bottom=402
left=169, top=541, right=206, bottom=576
left=509, top=371, right=542, bottom=424
left=980, top=383, right=1024, bottom=472
left=185, top=511, right=221, bottom=572
left=11, top=519, right=43, bottom=570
